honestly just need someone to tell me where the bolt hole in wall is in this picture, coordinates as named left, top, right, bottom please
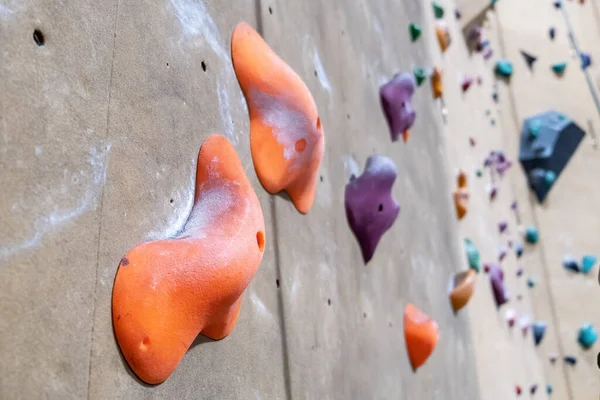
left=268, top=6, right=272, bottom=14
left=378, top=204, right=383, bottom=212
left=169, top=198, right=174, bottom=204
left=201, top=61, right=207, bottom=72
left=33, top=29, right=44, bottom=46
left=256, top=231, right=265, bottom=252
left=327, top=298, right=331, bottom=306
left=276, top=279, right=280, bottom=288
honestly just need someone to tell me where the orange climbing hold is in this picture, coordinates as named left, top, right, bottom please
left=231, top=22, right=324, bottom=214
left=112, top=135, right=265, bottom=384
left=431, top=67, right=443, bottom=99
left=404, top=304, right=439, bottom=370
left=435, top=21, right=451, bottom=52
left=449, top=269, right=476, bottom=312
left=453, top=170, right=469, bottom=220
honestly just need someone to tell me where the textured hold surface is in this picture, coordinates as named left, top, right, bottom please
left=495, top=59, right=514, bottom=78
left=577, top=323, right=598, bottom=348
left=533, top=321, right=547, bottom=346
left=520, top=50, right=537, bottom=69
left=409, top=23, right=422, bottom=41
left=435, top=21, right=451, bottom=52
left=404, top=304, right=439, bottom=370
left=489, top=265, right=509, bottom=307
left=551, top=62, right=567, bottom=75
left=345, top=156, right=400, bottom=264
left=112, top=135, right=265, bottom=384
left=432, top=1, right=444, bottom=18
left=431, top=67, right=443, bottom=99
left=453, top=170, right=469, bottom=220
left=580, top=52, right=592, bottom=70
left=413, top=67, right=427, bottom=86
left=465, top=238, right=481, bottom=272
left=581, top=255, right=597, bottom=274
left=231, top=22, right=324, bottom=214
left=525, top=225, right=539, bottom=244
left=449, top=269, right=476, bottom=312
left=380, top=73, right=417, bottom=143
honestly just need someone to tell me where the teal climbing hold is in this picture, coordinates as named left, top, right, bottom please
left=551, top=62, right=567, bottom=75
left=527, top=278, right=536, bottom=288
left=578, top=323, right=598, bottom=349
left=544, top=170, right=556, bottom=187
left=581, top=255, right=597, bottom=274
left=413, top=67, right=427, bottom=86
left=547, top=385, right=553, bottom=395
left=433, top=1, right=445, bottom=18
left=476, top=169, right=482, bottom=177
left=495, top=59, right=513, bottom=78
left=409, top=23, right=422, bottom=41
left=465, top=239, right=481, bottom=273
left=528, top=119, right=542, bottom=139
left=525, top=225, right=539, bottom=244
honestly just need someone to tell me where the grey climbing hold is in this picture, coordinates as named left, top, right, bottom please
left=578, top=323, right=598, bottom=349
left=465, top=239, right=481, bottom=272
left=495, top=59, right=513, bottom=78
left=581, top=254, right=597, bottom=274
left=563, top=254, right=580, bottom=273
left=525, top=226, right=539, bottom=244
left=520, top=50, right=538, bottom=69
left=533, top=321, right=547, bottom=345
left=564, top=355, right=577, bottom=365
left=581, top=52, right=592, bottom=70
left=551, top=62, right=567, bottom=75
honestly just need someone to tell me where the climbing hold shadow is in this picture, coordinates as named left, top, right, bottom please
left=345, top=155, right=400, bottom=264
left=380, top=73, right=416, bottom=143
left=435, top=21, right=451, bottom=52
left=464, top=238, right=481, bottom=272
left=453, top=170, right=469, bottom=220
left=112, top=135, right=266, bottom=384
left=431, top=67, right=443, bottom=99
left=578, top=323, right=598, bottom=349
left=533, top=321, right=547, bottom=345
left=404, top=304, right=439, bottom=370
left=449, top=269, right=476, bottom=312
left=231, top=22, right=324, bottom=214
left=489, top=265, right=509, bottom=307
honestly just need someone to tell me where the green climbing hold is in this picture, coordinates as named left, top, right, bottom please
left=495, top=59, right=513, bottom=78
left=433, top=1, right=445, bottom=18
left=476, top=169, right=482, bottom=177
left=465, top=239, right=481, bottom=273
left=552, top=62, right=567, bottom=75
left=525, top=225, right=539, bottom=244
left=413, top=67, right=427, bottom=86
left=528, top=119, right=542, bottom=139
left=581, top=255, right=597, bottom=274
left=409, top=23, right=422, bottom=41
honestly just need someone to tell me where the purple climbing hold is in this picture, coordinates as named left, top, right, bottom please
left=516, top=267, right=524, bottom=277
left=454, top=8, right=462, bottom=19
left=549, top=27, right=556, bottom=40
left=380, top=73, right=417, bottom=143
left=530, top=384, right=538, bottom=395
left=498, top=247, right=508, bottom=261
left=345, top=155, right=400, bottom=264
left=498, top=221, right=508, bottom=233
left=511, top=200, right=518, bottom=210
left=489, top=265, right=509, bottom=307
left=483, top=47, right=494, bottom=60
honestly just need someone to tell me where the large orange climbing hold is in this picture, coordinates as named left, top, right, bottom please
left=404, top=304, right=439, bottom=370
left=449, top=269, right=476, bottom=312
left=453, top=170, right=469, bottom=220
left=112, top=135, right=265, bottom=384
left=231, top=22, right=324, bottom=214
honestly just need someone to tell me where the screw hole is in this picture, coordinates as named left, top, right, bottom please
left=256, top=231, right=265, bottom=252
left=276, top=279, right=280, bottom=288
left=320, top=176, right=323, bottom=182
left=33, top=29, right=45, bottom=46
left=201, top=61, right=207, bottom=72
left=169, top=198, right=174, bottom=204
left=363, top=313, right=367, bottom=318
left=327, top=298, right=331, bottom=306
left=378, top=204, right=383, bottom=212
left=139, top=337, right=150, bottom=351
left=268, top=6, right=272, bottom=14
left=166, top=62, right=169, bottom=67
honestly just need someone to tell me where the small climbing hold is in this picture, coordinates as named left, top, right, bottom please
left=547, top=384, right=553, bottom=395
left=498, top=221, right=508, bottom=233
left=581, top=254, right=597, bottom=274
left=563, top=254, right=580, bottom=273
left=495, top=59, right=513, bottom=78
left=525, top=225, right=539, bottom=244
left=465, top=239, right=481, bottom=272
left=476, top=169, right=482, bottom=177
left=580, top=52, right=592, bottom=70
left=549, top=27, right=556, bottom=40
left=577, top=323, right=598, bottom=349
left=520, top=316, right=531, bottom=336
left=492, top=91, right=499, bottom=103
left=528, top=119, right=542, bottom=139
left=533, top=321, right=547, bottom=346
left=516, top=267, right=524, bottom=277
left=505, top=308, right=516, bottom=327
left=498, top=247, right=507, bottom=262
left=413, top=67, right=427, bottom=86
left=491, top=119, right=496, bottom=126
left=469, top=137, right=476, bottom=147
left=453, top=170, right=469, bottom=220
left=553, top=0, right=562, bottom=8
left=548, top=353, right=558, bottom=363
left=515, top=243, right=524, bottom=258
left=488, top=185, right=498, bottom=201
left=483, top=263, right=492, bottom=274
left=404, top=304, right=439, bottom=370
left=511, top=200, right=518, bottom=210
left=489, top=265, right=509, bottom=307
left=460, top=74, right=474, bottom=92
left=409, top=23, right=422, bottom=41
left=508, top=240, right=513, bottom=248
left=454, top=8, right=462, bottom=19
left=435, top=21, right=451, bottom=52
left=551, top=62, right=567, bottom=75
left=544, top=170, right=556, bottom=187
left=432, top=0, right=445, bottom=18
left=380, top=73, right=416, bottom=143
left=527, top=278, right=536, bottom=288
left=449, top=269, right=476, bottom=312
left=520, top=50, right=538, bottom=69
left=530, top=384, right=538, bottom=395
left=564, top=355, right=577, bottom=365
left=431, top=67, right=443, bottom=99
left=515, top=385, right=522, bottom=395
left=483, top=47, right=494, bottom=60
left=345, top=156, right=400, bottom=264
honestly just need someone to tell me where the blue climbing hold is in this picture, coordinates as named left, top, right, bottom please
left=515, top=243, right=524, bottom=258
left=495, top=59, right=513, bottom=78
left=525, top=225, right=539, bottom=244
left=581, top=254, right=597, bottom=274
left=581, top=52, right=592, bottom=70
left=553, top=0, right=562, bottom=8
left=564, top=355, right=577, bottom=365
left=533, top=321, right=547, bottom=345
left=552, top=62, right=567, bottom=75
left=563, top=254, right=580, bottom=273
left=578, top=323, right=598, bottom=349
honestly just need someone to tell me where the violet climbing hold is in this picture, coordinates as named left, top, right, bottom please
left=498, top=221, right=508, bottom=233
left=533, top=321, right=547, bottom=345
left=454, top=8, right=461, bottom=19
left=516, top=267, right=524, bottom=277
left=520, top=50, right=538, bottom=69
left=549, top=27, right=556, bottom=40
left=581, top=254, right=597, bottom=274
left=432, top=0, right=444, bottom=18
left=577, top=323, right=598, bottom=348
left=581, top=52, right=592, bottom=70
left=489, top=265, right=509, bottom=307
left=530, top=384, right=538, bottom=395
left=525, top=225, right=539, bottom=244
left=345, top=155, right=400, bottom=264
left=414, top=67, right=427, bottom=86
left=563, top=254, right=579, bottom=273
left=465, top=238, right=481, bottom=272
left=409, top=23, right=422, bottom=41
left=380, top=73, right=416, bottom=143
left=495, top=59, right=513, bottom=78
left=551, top=62, right=567, bottom=75
left=498, top=247, right=507, bottom=262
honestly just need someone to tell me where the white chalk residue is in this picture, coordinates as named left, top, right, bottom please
left=176, top=185, right=233, bottom=239
left=217, top=78, right=237, bottom=144
left=342, top=155, right=360, bottom=180
left=364, top=155, right=397, bottom=176
left=0, top=143, right=111, bottom=260
left=250, top=290, right=274, bottom=323
left=313, top=50, right=332, bottom=94
left=0, top=4, right=13, bottom=18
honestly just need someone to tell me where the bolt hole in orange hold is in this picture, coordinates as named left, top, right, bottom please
left=112, top=135, right=265, bottom=384
left=231, top=22, right=324, bottom=214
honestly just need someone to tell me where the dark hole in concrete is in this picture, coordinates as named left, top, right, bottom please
left=201, top=61, right=207, bottom=72
left=378, top=204, right=383, bottom=212
left=268, top=6, right=272, bottom=14
left=170, top=199, right=174, bottom=204
left=33, top=29, right=45, bottom=46
left=314, top=70, right=318, bottom=77
left=327, top=298, right=331, bottom=306
left=276, top=279, right=280, bottom=288
left=320, top=176, right=323, bottom=182
left=166, top=62, right=169, bottom=67
left=363, top=313, right=367, bottom=318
